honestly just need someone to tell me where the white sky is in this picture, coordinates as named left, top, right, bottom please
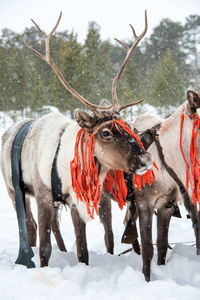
left=0, top=0, right=200, bottom=43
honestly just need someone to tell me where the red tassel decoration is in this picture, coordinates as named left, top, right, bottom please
left=103, top=170, right=127, bottom=210
left=70, top=118, right=158, bottom=218
left=70, top=129, right=101, bottom=218
left=180, top=110, right=200, bottom=209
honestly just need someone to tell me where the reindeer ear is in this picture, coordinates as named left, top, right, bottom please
left=74, top=109, right=96, bottom=131
left=187, top=90, right=200, bottom=109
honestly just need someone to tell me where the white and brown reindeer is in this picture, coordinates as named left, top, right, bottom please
left=122, top=90, right=200, bottom=281
left=0, top=11, right=152, bottom=268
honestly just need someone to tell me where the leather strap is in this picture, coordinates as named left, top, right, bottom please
left=51, top=140, right=66, bottom=206
left=11, top=120, right=35, bottom=268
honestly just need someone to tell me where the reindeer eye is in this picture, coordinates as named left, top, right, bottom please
left=101, top=128, right=112, bottom=138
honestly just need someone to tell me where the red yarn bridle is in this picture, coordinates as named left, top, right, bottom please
left=70, top=118, right=156, bottom=218
left=180, top=109, right=200, bottom=208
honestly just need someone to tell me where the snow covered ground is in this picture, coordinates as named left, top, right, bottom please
left=1, top=114, right=200, bottom=299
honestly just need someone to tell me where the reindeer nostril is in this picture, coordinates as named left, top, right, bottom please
left=140, top=160, right=147, bottom=167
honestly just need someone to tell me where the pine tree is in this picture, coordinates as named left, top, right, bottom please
left=48, top=32, right=86, bottom=117
left=83, top=22, right=102, bottom=104
left=151, top=50, right=185, bottom=117
left=184, top=15, right=200, bottom=89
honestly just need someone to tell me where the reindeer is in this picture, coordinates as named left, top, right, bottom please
left=122, top=90, right=200, bottom=281
left=1, top=11, right=152, bottom=268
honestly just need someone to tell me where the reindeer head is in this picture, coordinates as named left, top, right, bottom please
left=25, top=11, right=151, bottom=175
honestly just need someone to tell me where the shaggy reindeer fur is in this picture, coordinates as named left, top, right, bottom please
left=1, top=109, right=152, bottom=267
left=123, top=90, right=200, bottom=282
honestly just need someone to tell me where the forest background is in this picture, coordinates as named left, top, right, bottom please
left=0, top=14, right=200, bottom=124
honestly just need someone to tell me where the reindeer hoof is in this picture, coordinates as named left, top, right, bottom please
left=145, top=275, right=150, bottom=282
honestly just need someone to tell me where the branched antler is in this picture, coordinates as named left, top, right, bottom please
left=24, top=12, right=113, bottom=111
left=25, top=11, right=148, bottom=113
left=112, top=10, right=148, bottom=112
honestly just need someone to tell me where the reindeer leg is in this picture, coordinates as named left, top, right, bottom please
left=137, top=199, right=154, bottom=282
left=190, top=206, right=199, bottom=254
left=132, top=239, right=141, bottom=255
left=37, top=198, right=52, bottom=267
left=156, top=206, right=174, bottom=265
left=25, top=197, right=37, bottom=247
left=51, top=205, right=67, bottom=252
left=98, top=194, right=114, bottom=254
left=121, top=200, right=140, bottom=254
left=183, top=200, right=199, bottom=253
left=70, top=205, right=88, bottom=264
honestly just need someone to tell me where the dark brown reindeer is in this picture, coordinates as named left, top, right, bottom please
left=1, top=11, right=151, bottom=268
left=122, top=90, right=200, bottom=281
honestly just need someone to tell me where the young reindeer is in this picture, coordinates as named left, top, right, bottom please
left=1, top=11, right=152, bottom=268
left=122, top=90, right=200, bottom=281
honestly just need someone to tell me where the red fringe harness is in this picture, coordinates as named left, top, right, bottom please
left=70, top=118, right=157, bottom=218
left=180, top=109, right=200, bottom=208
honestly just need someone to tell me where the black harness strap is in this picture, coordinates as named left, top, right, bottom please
left=51, top=125, right=69, bottom=207
left=51, top=140, right=66, bottom=207
left=11, top=120, right=35, bottom=268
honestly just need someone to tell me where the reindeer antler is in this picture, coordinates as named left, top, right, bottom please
left=25, top=11, right=148, bottom=114
left=112, top=10, right=148, bottom=112
left=24, top=12, right=113, bottom=112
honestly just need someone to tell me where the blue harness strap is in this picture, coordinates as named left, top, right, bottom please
left=11, top=120, right=35, bottom=268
